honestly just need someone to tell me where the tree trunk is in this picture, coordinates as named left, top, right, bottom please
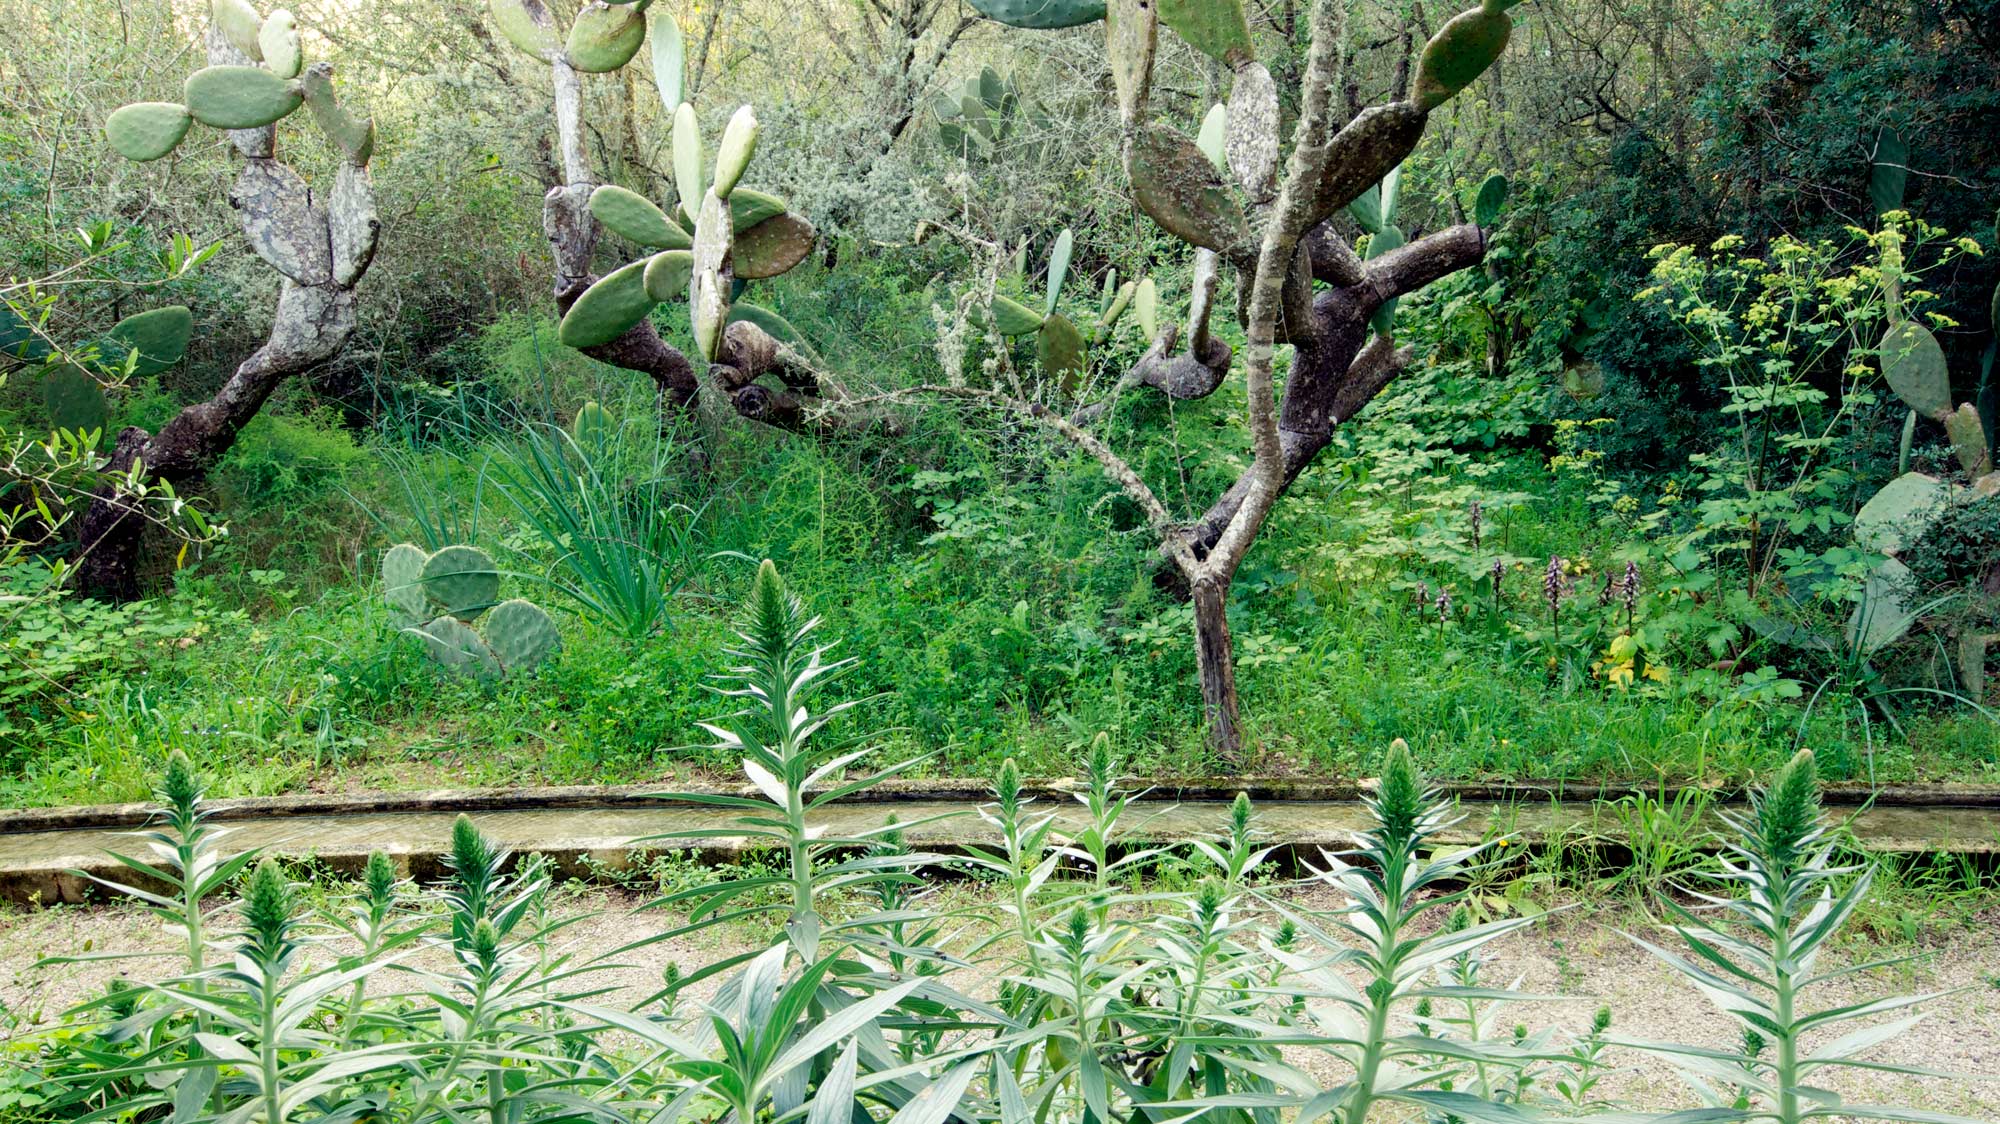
left=1191, top=576, right=1242, bottom=761
left=72, top=39, right=377, bottom=600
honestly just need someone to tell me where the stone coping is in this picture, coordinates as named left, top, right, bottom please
left=4, top=775, right=1998, bottom=834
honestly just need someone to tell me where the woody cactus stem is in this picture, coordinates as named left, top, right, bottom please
left=77, top=25, right=378, bottom=600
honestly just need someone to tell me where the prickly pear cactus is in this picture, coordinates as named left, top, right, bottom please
left=105, top=306, right=194, bottom=377
left=104, top=1, right=375, bottom=168
left=571, top=400, right=614, bottom=447
left=1412, top=5, right=1513, bottom=112
left=43, top=366, right=109, bottom=437
left=1879, top=319, right=1951, bottom=419
left=381, top=542, right=560, bottom=678
left=967, top=0, right=1106, bottom=29
left=935, top=67, right=1021, bottom=154
left=560, top=95, right=815, bottom=360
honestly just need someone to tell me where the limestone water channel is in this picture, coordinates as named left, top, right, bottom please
left=1, top=779, right=1996, bottom=906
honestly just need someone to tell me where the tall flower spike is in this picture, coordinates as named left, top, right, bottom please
left=1467, top=499, right=1483, bottom=552
left=1373, top=738, right=1425, bottom=851
left=1436, top=588, right=1451, bottom=624
left=1543, top=556, right=1568, bottom=614
left=1752, top=749, right=1820, bottom=873
left=1621, top=560, right=1641, bottom=615
left=1597, top=570, right=1614, bottom=607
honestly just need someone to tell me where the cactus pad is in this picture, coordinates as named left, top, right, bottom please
left=590, top=185, right=692, bottom=249
left=1044, top=228, right=1075, bottom=317
left=732, top=214, right=814, bottom=280
left=259, top=10, right=302, bottom=80
left=1135, top=277, right=1159, bottom=340
left=382, top=543, right=429, bottom=626
left=644, top=249, right=695, bottom=301
left=214, top=0, right=266, bottom=60
left=1036, top=312, right=1086, bottom=382
left=1854, top=471, right=1950, bottom=556
left=989, top=294, right=1045, bottom=336
left=1474, top=172, right=1510, bottom=226
left=672, top=102, right=704, bottom=222
left=728, top=303, right=814, bottom=359
left=652, top=11, right=685, bottom=109
left=1196, top=104, right=1228, bottom=171
left=489, top=0, right=559, bottom=60
left=1158, top=0, right=1254, bottom=66
left=728, top=189, right=787, bottom=233
left=42, top=365, right=109, bottom=437
left=420, top=544, right=501, bottom=620
left=486, top=598, right=561, bottom=673
left=1846, top=557, right=1920, bottom=656
left=571, top=401, right=614, bottom=446
left=106, top=306, right=194, bottom=377
left=1411, top=6, right=1511, bottom=112
left=184, top=66, right=303, bottom=129
left=1879, top=319, right=1951, bottom=419
left=300, top=68, right=375, bottom=165
left=713, top=106, right=758, bottom=200
left=966, top=0, right=1106, bottom=29
left=1128, top=125, right=1251, bottom=258
left=559, top=259, right=656, bottom=348
left=1946, top=403, right=1990, bottom=477
left=1107, top=0, right=1157, bottom=126
left=1100, top=280, right=1136, bottom=331
left=414, top=616, right=501, bottom=679
left=105, top=103, right=194, bottom=162
left=567, top=3, right=647, bottom=73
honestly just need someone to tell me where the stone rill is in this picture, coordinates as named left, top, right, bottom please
left=2, top=781, right=1994, bottom=906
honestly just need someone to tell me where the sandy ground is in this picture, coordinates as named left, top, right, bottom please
left=1, top=881, right=1995, bottom=1118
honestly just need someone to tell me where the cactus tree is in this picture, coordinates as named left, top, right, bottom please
left=76, top=3, right=379, bottom=599
left=949, top=0, right=1524, bottom=755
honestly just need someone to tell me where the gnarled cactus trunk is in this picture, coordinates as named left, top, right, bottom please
left=76, top=29, right=378, bottom=601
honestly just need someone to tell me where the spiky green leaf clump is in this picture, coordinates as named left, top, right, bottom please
left=105, top=103, right=194, bottom=162
left=184, top=65, right=303, bottom=129
left=1371, top=737, right=1427, bottom=852
left=1750, top=749, right=1819, bottom=871
left=238, top=858, right=298, bottom=963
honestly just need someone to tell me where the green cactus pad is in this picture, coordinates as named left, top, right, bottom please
left=1128, top=125, right=1251, bottom=258
left=382, top=543, right=429, bottom=626
left=420, top=544, right=501, bottom=621
left=1158, top=0, right=1253, bottom=66
left=1036, top=312, right=1086, bottom=383
left=967, top=0, right=1105, bottom=29
left=105, top=103, right=193, bottom=162
left=486, top=598, right=561, bottom=673
left=489, top=0, right=558, bottom=60
left=713, top=106, right=758, bottom=200
left=671, top=102, right=704, bottom=221
left=1870, top=128, right=1908, bottom=218
left=1846, top=558, right=1919, bottom=656
left=184, top=66, right=303, bottom=129
left=214, top=0, right=265, bottom=60
left=1, top=307, right=51, bottom=362
left=1100, top=280, right=1136, bottom=330
left=652, top=11, right=685, bottom=109
left=726, top=304, right=814, bottom=364
left=42, top=365, right=108, bottom=437
left=106, top=306, right=194, bottom=377
left=571, top=401, right=613, bottom=446
left=1196, top=104, right=1228, bottom=171
left=988, top=294, right=1045, bottom=336
left=1135, top=277, right=1159, bottom=340
left=559, top=259, right=656, bottom=348
left=643, top=249, right=695, bottom=301
left=1474, top=172, right=1509, bottom=226
left=589, top=185, right=691, bottom=249
left=1946, top=403, right=1990, bottom=476
left=1365, top=224, right=1407, bottom=333
left=1044, top=228, right=1074, bottom=317
left=414, top=616, right=501, bottom=679
left=1854, top=471, right=1950, bottom=555
left=733, top=214, right=814, bottom=280
left=299, top=68, right=374, bottom=164
left=1879, top=319, right=1951, bottom=419
left=259, top=10, right=302, bottom=79
left=1411, top=6, right=1511, bottom=112
left=727, top=188, right=787, bottom=234
left=567, top=3, right=647, bottom=73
